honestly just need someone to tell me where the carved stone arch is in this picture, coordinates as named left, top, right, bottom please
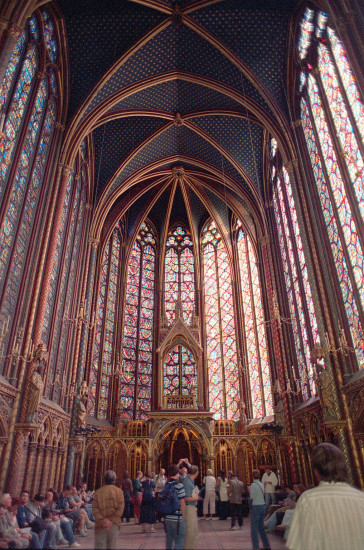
left=85, top=439, right=106, bottom=490
left=41, top=415, right=53, bottom=445
left=151, top=417, right=212, bottom=462
left=236, top=438, right=256, bottom=483
left=214, top=438, right=234, bottom=478
left=157, top=318, right=203, bottom=409
left=348, top=387, right=364, bottom=433
left=55, top=420, right=66, bottom=446
left=107, top=439, right=128, bottom=481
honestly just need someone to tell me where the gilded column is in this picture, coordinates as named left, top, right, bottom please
left=5, top=430, right=25, bottom=496
left=31, top=442, right=44, bottom=495
left=40, top=444, right=52, bottom=493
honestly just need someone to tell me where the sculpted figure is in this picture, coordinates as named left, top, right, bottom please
left=25, top=344, right=48, bottom=423
left=77, top=382, right=89, bottom=428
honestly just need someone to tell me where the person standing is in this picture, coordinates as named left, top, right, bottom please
left=227, top=473, right=244, bottom=530
left=93, top=470, right=125, bottom=550
left=261, top=467, right=278, bottom=508
left=249, top=470, right=271, bottom=550
left=183, top=465, right=199, bottom=550
left=202, top=469, right=216, bottom=520
left=216, top=470, right=229, bottom=520
left=286, top=443, right=364, bottom=550
left=132, top=471, right=143, bottom=525
left=164, top=464, right=186, bottom=550
left=140, top=472, right=156, bottom=533
left=155, top=468, right=167, bottom=522
left=120, top=471, right=133, bottom=523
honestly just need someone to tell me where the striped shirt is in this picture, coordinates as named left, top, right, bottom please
left=286, top=481, right=364, bottom=550
left=165, top=480, right=186, bottom=522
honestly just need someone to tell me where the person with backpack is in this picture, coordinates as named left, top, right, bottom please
left=140, top=472, right=156, bottom=533
left=159, top=464, right=186, bottom=550
left=183, top=465, right=200, bottom=550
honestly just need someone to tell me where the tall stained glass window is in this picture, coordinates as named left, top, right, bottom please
left=43, top=145, right=88, bottom=405
left=165, top=226, right=195, bottom=325
left=270, top=139, right=320, bottom=398
left=163, top=345, right=197, bottom=396
left=202, top=220, right=240, bottom=420
left=89, top=222, right=122, bottom=419
left=298, top=7, right=364, bottom=367
left=120, top=222, right=156, bottom=420
left=235, top=222, right=273, bottom=417
left=0, top=10, right=59, bottom=374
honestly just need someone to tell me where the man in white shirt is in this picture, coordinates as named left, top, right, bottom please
left=261, top=466, right=278, bottom=507
left=287, top=443, right=364, bottom=550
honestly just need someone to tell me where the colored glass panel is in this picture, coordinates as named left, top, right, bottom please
left=301, top=98, right=364, bottom=366
left=307, top=75, right=364, bottom=311
left=318, top=43, right=364, bottom=221
left=298, top=7, right=314, bottom=60
left=163, top=345, right=197, bottom=396
left=41, top=10, right=57, bottom=62
left=165, top=226, right=195, bottom=325
left=120, top=222, right=155, bottom=420
left=0, top=45, right=37, bottom=199
left=202, top=220, right=240, bottom=420
left=237, top=225, right=273, bottom=416
left=327, top=26, right=364, bottom=144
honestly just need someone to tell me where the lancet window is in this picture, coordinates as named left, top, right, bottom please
left=43, top=145, right=88, bottom=404
left=89, top=222, right=122, bottom=419
left=164, top=225, right=195, bottom=325
left=0, top=10, right=59, bottom=375
left=119, top=222, right=156, bottom=420
left=270, top=144, right=320, bottom=398
left=298, top=7, right=364, bottom=368
left=235, top=222, right=273, bottom=417
left=202, top=220, right=240, bottom=420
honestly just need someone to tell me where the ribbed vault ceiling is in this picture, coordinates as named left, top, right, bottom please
left=58, top=0, right=298, bottom=240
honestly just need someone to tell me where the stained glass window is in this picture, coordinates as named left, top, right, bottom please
left=165, top=225, right=195, bottom=325
left=298, top=8, right=364, bottom=368
left=202, top=220, right=240, bottom=420
left=163, top=345, right=197, bottom=396
left=89, top=224, right=122, bottom=419
left=271, top=154, right=320, bottom=397
left=0, top=11, right=59, bottom=373
left=120, top=222, right=155, bottom=420
left=236, top=222, right=273, bottom=417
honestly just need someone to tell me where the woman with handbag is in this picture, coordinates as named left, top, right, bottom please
left=216, top=470, right=229, bottom=520
left=202, top=469, right=216, bottom=520
left=140, top=472, right=156, bottom=533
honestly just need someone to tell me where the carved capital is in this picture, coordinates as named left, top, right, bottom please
left=283, top=159, right=298, bottom=174
left=55, top=122, right=65, bottom=131
left=259, top=235, right=270, bottom=247
left=8, top=24, right=22, bottom=38
left=89, top=238, right=100, bottom=248
left=85, top=203, right=93, bottom=211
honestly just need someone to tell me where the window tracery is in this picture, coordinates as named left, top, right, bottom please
left=298, top=7, right=364, bottom=367
left=164, top=225, right=195, bottom=325
left=0, top=10, right=59, bottom=375
left=235, top=222, right=273, bottom=416
left=202, top=220, right=240, bottom=420
left=270, top=141, right=319, bottom=398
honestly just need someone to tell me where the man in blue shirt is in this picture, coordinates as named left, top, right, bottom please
left=249, top=469, right=271, bottom=550
left=164, top=464, right=186, bottom=550
left=183, top=465, right=199, bottom=550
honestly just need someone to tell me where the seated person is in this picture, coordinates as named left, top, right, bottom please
left=25, top=493, right=56, bottom=549
left=0, top=500, right=30, bottom=549
left=15, top=491, right=42, bottom=549
left=44, top=491, right=79, bottom=548
left=265, top=484, right=306, bottom=532
left=57, top=486, right=89, bottom=537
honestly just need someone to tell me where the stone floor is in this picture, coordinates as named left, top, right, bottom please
left=74, top=517, right=288, bottom=549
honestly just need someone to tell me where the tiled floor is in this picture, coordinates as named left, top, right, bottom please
left=75, top=517, right=287, bottom=549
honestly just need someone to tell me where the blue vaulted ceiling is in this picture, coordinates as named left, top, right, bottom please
left=58, top=0, right=298, bottom=235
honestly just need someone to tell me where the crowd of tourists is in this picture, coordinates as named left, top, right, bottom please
left=1, top=443, right=364, bottom=549
left=0, top=484, right=94, bottom=549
